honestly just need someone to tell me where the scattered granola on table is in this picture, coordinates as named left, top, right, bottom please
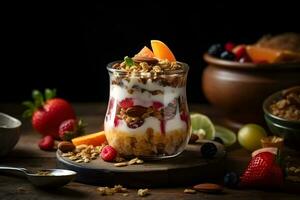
left=96, top=185, right=128, bottom=195
left=61, top=144, right=104, bottom=163
left=184, top=189, right=196, bottom=194
left=137, top=188, right=150, bottom=197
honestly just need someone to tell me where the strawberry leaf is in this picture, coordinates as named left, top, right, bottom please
left=22, top=101, right=34, bottom=109
left=45, top=88, right=56, bottom=100
left=32, top=90, right=44, bottom=107
left=22, top=109, right=33, bottom=118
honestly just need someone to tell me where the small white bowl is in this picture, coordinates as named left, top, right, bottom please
left=0, top=113, right=22, bottom=156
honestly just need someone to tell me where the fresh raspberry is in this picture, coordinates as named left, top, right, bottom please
left=38, top=135, right=54, bottom=151
left=101, top=145, right=117, bottom=162
left=225, top=42, right=235, bottom=52
left=152, top=101, right=164, bottom=110
left=119, top=98, right=134, bottom=109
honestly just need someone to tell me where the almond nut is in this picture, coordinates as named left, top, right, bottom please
left=58, top=141, right=75, bottom=153
left=132, top=56, right=158, bottom=65
left=193, top=183, right=223, bottom=193
left=126, top=106, right=148, bottom=118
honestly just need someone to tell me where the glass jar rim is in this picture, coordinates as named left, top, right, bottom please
left=107, top=60, right=189, bottom=76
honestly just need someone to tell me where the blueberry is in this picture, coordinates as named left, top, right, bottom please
left=208, top=44, right=224, bottom=57
left=224, top=172, right=239, bottom=188
left=200, top=142, right=217, bottom=158
left=213, top=137, right=224, bottom=145
left=220, top=51, right=236, bottom=61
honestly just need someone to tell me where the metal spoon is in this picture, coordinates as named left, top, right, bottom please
left=0, top=166, right=77, bottom=188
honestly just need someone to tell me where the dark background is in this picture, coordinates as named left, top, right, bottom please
left=1, top=2, right=299, bottom=103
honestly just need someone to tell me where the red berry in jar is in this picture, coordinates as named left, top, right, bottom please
left=101, top=145, right=117, bottom=162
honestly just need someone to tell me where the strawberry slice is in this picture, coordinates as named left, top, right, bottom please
left=119, top=98, right=134, bottom=109
left=153, top=101, right=164, bottom=110
left=114, top=116, right=120, bottom=127
left=160, top=120, right=166, bottom=135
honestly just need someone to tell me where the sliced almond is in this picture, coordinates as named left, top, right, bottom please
left=114, top=162, right=128, bottom=167
left=132, top=56, right=158, bottom=65
left=193, top=183, right=223, bottom=193
left=126, top=106, right=148, bottom=118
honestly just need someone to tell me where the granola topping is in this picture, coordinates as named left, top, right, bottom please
left=270, top=86, right=300, bottom=121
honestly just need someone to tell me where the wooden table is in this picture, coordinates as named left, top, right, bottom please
left=0, top=103, right=299, bottom=200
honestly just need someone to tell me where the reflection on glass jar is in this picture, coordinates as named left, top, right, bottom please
left=104, top=61, right=191, bottom=159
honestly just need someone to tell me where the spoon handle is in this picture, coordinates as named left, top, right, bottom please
left=0, top=166, right=28, bottom=177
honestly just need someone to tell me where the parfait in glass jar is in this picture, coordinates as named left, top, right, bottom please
left=104, top=41, right=191, bottom=159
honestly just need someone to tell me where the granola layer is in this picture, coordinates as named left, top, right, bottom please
left=105, top=127, right=190, bottom=157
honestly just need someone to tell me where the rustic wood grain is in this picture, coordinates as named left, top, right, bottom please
left=0, top=103, right=299, bottom=199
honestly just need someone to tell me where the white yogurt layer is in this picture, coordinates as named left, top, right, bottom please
left=110, top=77, right=185, bottom=107
left=105, top=110, right=187, bottom=134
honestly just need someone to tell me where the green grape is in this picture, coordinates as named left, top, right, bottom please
left=238, top=124, right=267, bottom=151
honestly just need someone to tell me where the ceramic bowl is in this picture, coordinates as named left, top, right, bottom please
left=0, top=113, right=22, bottom=156
left=202, top=53, right=300, bottom=126
left=263, top=89, right=300, bottom=149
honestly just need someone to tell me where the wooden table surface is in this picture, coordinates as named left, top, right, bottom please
left=0, top=103, right=299, bottom=200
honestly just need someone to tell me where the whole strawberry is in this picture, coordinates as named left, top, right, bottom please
left=23, top=89, right=76, bottom=139
left=239, top=150, right=284, bottom=189
left=59, top=119, right=85, bottom=141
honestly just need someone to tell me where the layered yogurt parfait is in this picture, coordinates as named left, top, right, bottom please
left=104, top=40, right=191, bottom=159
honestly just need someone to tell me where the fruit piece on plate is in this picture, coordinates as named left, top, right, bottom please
left=240, top=151, right=284, bottom=188
left=59, top=119, right=85, bottom=141
left=238, top=124, right=267, bottom=151
left=135, top=46, right=154, bottom=58
left=38, top=135, right=54, bottom=151
left=246, top=45, right=300, bottom=63
left=190, top=113, right=215, bottom=140
left=150, top=40, right=176, bottom=62
left=214, top=125, right=236, bottom=147
left=101, top=145, right=117, bottom=162
left=225, top=42, right=235, bottom=52
left=23, top=89, right=76, bottom=139
left=246, top=45, right=283, bottom=63
left=72, top=131, right=107, bottom=146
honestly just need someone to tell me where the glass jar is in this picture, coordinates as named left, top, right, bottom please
left=104, top=61, right=191, bottom=159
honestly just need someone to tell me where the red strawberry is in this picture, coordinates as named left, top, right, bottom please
left=119, top=98, right=134, bottom=109
left=101, top=145, right=117, bottom=162
left=240, top=151, right=284, bottom=188
left=38, top=135, right=54, bottom=151
left=59, top=119, right=85, bottom=141
left=23, top=89, right=76, bottom=139
left=153, top=101, right=164, bottom=110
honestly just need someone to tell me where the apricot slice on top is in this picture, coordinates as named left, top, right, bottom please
left=72, top=131, right=107, bottom=146
left=151, top=40, right=176, bottom=62
left=136, top=46, right=155, bottom=58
